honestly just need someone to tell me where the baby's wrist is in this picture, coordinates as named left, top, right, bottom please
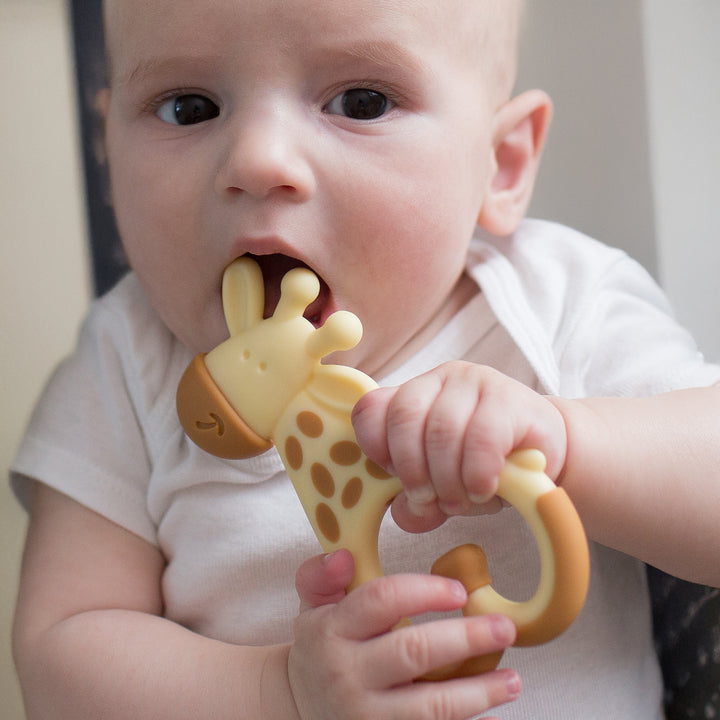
left=267, top=644, right=304, bottom=720
left=541, top=395, right=571, bottom=487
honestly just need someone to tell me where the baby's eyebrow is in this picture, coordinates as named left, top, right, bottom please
left=318, top=39, right=430, bottom=82
left=340, top=39, right=427, bottom=74
left=114, top=41, right=428, bottom=90
left=115, top=54, right=220, bottom=88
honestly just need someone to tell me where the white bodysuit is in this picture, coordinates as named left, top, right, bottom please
left=13, top=220, right=720, bottom=718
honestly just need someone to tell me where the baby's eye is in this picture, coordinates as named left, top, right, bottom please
left=324, top=88, right=390, bottom=120
left=156, top=94, right=220, bottom=125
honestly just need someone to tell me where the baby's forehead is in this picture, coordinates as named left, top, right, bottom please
left=104, top=0, right=520, bottom=92
left=103, top=0, right=519, bottom=35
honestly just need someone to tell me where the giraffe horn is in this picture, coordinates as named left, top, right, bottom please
left=306, top=311, right=363, bottom=360
left=274, top=267, right=319, bottom=321
left=222, top=258, right=265, bottom=335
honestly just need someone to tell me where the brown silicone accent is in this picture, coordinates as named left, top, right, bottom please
left=424, top=546, right=502, bottom=681
left=431, top=543, right=493, bottom=594
left=514, top=488, right=590, bottom=646
left=176, top=354, right=273, bottom=459
left=421, top=543, right=503, bottom=682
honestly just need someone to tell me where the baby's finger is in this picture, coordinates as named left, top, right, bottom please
left=459, top=375, right=518, bottom=503
left=390, top=492, right=449, bottom=534
left=362, top=613, right=516, bottom=689
left=383, top=374, right=444, bottom=506
left=351, top=386, right=398, bottom=473
left=295, top=549, right=355, bottom=612
left=424, top=367, right=484, bottom=513
left=330, top=574, right=468, bottom=640
left=386, top=667, right=521, bottom=720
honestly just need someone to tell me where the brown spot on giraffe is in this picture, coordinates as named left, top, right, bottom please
left=297, top=411, right=324, bottom=438
left=311, top=463, right=335, bottom=498
left=285, top=435, right=303, bottom=470
left=365, top=458, right=393, bottom=479
left=330, top=440, right=362, bottom=466
left=342, top=477, right=364, bottom=509
left=316, top=503, right=341, bottom=543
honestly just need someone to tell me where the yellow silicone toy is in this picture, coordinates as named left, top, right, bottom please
left=176, top=257, right=590, bottom=678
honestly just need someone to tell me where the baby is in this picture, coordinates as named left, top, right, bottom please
left=11, top=0, right=720, bottom=718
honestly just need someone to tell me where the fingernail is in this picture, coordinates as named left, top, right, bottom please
left=449, top=579, right=467, bottom=601
left=468, top=491, right=493, bottom=504
left=504, top=671, right=522, bottom=699
left=439, top=501, right=466, bottom=516
left=490, top=615, right=515, bottom=645
left=406, top=486, right=436, bottom=505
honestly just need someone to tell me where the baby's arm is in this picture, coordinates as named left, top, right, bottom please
left=13, top=483, right=298, bottom=720
left=550, top=382, right=720, bottom=586
left=353, top=363, right=720, bottom=587
left=15, top=483, right=520, bottom=719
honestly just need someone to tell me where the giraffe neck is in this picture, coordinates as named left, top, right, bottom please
left=276, top=390, right=401, bottom=588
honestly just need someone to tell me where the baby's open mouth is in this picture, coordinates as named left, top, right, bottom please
left=243, top=253, right=330, bottom=326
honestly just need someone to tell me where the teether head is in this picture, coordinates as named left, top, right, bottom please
left=176, top=257, right=590, bottom=679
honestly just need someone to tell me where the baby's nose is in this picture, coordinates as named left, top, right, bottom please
left=214, top=107, right=317, bottom=201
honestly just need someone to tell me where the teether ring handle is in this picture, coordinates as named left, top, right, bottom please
left=428, top=448, right=590, bottom=678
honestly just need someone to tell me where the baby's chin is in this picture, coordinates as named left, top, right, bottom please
left=168, top=300, right=232, bottom=355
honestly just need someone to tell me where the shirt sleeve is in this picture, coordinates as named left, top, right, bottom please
left=11, top=281, right=158, bottom=545
left=471, top=220, right=720, bottom=398
left=559, top=250, right=720, bottom=397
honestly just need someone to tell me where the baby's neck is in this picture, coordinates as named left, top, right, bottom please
left=373, top=272, right=479, bottom=379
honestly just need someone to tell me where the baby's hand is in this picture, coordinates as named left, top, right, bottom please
left=352, top=362, right=567, bottom=532
left=290, top=552, right=520, bottom=720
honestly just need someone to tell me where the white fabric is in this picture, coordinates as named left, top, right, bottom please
left=12, top=219, right=720, bottom=719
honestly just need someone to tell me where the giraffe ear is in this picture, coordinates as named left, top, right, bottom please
left=222, top=258, right=265, bottom=335
left=307, top=365, right=378, bottom=414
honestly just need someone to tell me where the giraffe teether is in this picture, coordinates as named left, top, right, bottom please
left=176, top=257, right=590, bottom=678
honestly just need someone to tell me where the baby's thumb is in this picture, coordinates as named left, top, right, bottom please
left=351, top=386, right=398, bottom=475
left=295, top=549, right=355, bottom=613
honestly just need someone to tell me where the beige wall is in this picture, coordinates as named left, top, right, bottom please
left=642, top=1, right=720, bottom=362
left=517, top=0, right=720, bottom=363
left=1, top=0, right=91, bottom=716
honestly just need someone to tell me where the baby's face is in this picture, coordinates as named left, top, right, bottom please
left=104, top=0, right=514, bottom=374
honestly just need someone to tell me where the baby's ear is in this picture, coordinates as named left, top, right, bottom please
left=477, top=89, right=553, bottom=237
